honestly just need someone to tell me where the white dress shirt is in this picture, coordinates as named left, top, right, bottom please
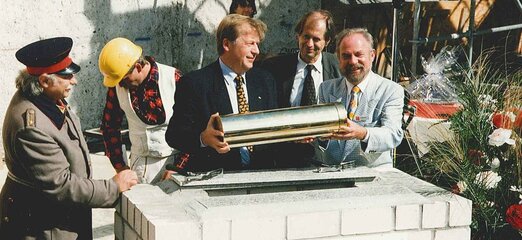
left=289, top=53, right=324, bottom=107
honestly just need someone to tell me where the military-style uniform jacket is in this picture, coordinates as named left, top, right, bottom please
left=0, top=91, right=120, bottom=240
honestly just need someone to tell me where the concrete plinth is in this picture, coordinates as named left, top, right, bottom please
left=116, top=167, right=471, bottom=240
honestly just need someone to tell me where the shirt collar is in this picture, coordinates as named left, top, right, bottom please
left=297, top=52, right=323, bottom=74
left=219, top=58, right=246, bottom=86
left=345, top=71, right=371, bottom=93
left=28, top=94, right=67, bottom=129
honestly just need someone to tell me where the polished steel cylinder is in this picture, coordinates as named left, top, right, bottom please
left=214, top=102, right=347, bottom=148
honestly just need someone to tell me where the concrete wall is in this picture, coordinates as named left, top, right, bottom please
left=1, top=0, right=320, bottom=154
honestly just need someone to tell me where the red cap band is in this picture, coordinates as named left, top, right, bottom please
left=26, top=56, right=72, bottom=75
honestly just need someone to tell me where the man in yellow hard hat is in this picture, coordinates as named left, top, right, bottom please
left=98, top=37, right=182, bottom=184
left=1, top=37, right=137, bottom=239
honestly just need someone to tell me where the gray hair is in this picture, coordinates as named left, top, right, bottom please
left=335, top=28, right=374, bottom=57
left=16, top=70, right=57, bottom=97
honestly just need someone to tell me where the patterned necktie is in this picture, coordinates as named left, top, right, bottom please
left=234, top=75, right=253, bottom=166
left=300, top=65, right=316, bottom=106
left=348, top=86, right=360, bottom=120
left=235, top=75, right=249, bottom=114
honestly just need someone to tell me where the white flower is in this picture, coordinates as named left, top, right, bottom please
left=488, top=128, right=516, bottom=146
left=475, top=171, right=501, bottom=189
left=489, top=157, right=501, bottom=171
left=511, top=186, right=522, bottom=192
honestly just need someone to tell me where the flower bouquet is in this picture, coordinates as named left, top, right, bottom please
left=409, top=51, right=522, bottom=239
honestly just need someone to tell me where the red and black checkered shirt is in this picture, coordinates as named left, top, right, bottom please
left=100, top=56, right=182, bottom=170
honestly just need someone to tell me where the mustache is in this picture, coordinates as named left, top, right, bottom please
left=343, top=64, right=364, bottom=72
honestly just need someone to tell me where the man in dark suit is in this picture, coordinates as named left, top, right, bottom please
left=165, top=14, right=277, bottom=172
left=261, top=10, right=341, bottom=167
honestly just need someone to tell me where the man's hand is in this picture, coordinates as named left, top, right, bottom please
left=161, top=170, right=177, bottom=181
left=112, top=169, right=138, bottom=193
left=201, top=113, right=230, bottom=154
left=330, top=119, right=367, bottom=140
left=295, top=137, right=315, bottom=144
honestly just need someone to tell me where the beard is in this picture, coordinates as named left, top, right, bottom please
left=342, top=63, right=369, bottom=84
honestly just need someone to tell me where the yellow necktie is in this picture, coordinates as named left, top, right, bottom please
left=234, top=76, right=254, bottom=156
left=234, top=75, right=249, bottom=114
left=348, top=86, right=360, bottom=120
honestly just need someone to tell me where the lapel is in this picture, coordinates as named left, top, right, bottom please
left=328, top=78, right=348, bottom=108
left=355, top=71, right=377, bottom=119
left=245, top=69, right=263, bottom=111
left=65, top=109, right=92, bottom=176
left=321, top=53, right=334, bottom=80
left=210, top=61, right=234, bottom=115
left=281, top=54, right=299, bottom=107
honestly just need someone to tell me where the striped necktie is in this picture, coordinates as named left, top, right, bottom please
left=234, top=75, right=252, bottom=166
left=348, top=86, right=360, bottom=120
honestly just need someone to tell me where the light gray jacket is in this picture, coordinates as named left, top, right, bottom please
left=316, top=71, right=404, bottom=167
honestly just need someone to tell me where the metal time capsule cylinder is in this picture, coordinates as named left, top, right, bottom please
left=213, top=102, right=347, bottom=148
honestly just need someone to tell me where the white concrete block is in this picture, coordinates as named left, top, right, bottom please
left=422, top=201, right=448, bottom=228
left=448, top=195, right=472, bottom=227
left=314, top=231, right=409, bottom=240
left=434, top=227, right=471, bottom=240
left=124, top=215, right=140, bottom=240
left=288, top=211, right=340, bottom=239
left=135, top=207, right=143, bottom=237
left=129, top=200, right=136, bottom=230
left=396, top=204, right=421, bottom=230
left=115, top=198, right=122, bottom=214
left=149, top=220, right=201, bottom=240
left=114, top=211, right=124, bottom=240
left=203, top=219, right=231, bottom=240
left=405, top=230, right=433, bottom=240
left=341, top=206, right=394, bottom=235
left=231, top=216, right=286, bottom=240
left=122, top=194, right=129, bottom=222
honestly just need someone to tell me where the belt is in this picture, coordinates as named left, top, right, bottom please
left=7, top=171, right=36, bottom=189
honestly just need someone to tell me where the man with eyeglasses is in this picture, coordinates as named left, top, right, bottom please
left=0, top=37, right=138, bottom=239
left=98, top=37, right=183, bottom=184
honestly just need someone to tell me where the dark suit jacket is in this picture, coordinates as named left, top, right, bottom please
left=260, top=52, right=342, bottom=168
left=165, top=60, right=278, bottom=172
left=261, top=52, right=341, bottom=108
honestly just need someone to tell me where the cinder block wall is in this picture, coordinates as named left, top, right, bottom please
left=1, top=0, right=320, bottom=154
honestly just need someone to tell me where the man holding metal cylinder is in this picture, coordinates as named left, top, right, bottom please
left=261, top=10, right=341, bottom=168
left=316, top=28, right=404, bottom=169
left=165, top=14, right=278, bottom=172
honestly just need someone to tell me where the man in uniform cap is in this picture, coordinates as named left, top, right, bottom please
left=0, top=37, right=138, bottom=239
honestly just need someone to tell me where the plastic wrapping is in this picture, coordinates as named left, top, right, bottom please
left=407, top=46, right=460, bottom=103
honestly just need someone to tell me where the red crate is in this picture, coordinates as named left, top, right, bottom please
left=410, top=100, right=461, bottom=119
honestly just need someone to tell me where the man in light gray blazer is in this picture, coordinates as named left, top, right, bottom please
left=316, top=28, right=404, bottom=169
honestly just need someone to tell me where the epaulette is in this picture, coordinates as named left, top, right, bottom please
left=25, top=108, right=36, bottom=127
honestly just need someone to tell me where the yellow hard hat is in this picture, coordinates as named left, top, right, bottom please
left=98, top=37, right=142, bottom=87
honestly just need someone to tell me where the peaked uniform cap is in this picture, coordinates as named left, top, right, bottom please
left=15, top=37, right=81, bottom=76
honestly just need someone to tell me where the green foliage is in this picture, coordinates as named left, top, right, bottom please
left=406, top=52, right=522, bottom=239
